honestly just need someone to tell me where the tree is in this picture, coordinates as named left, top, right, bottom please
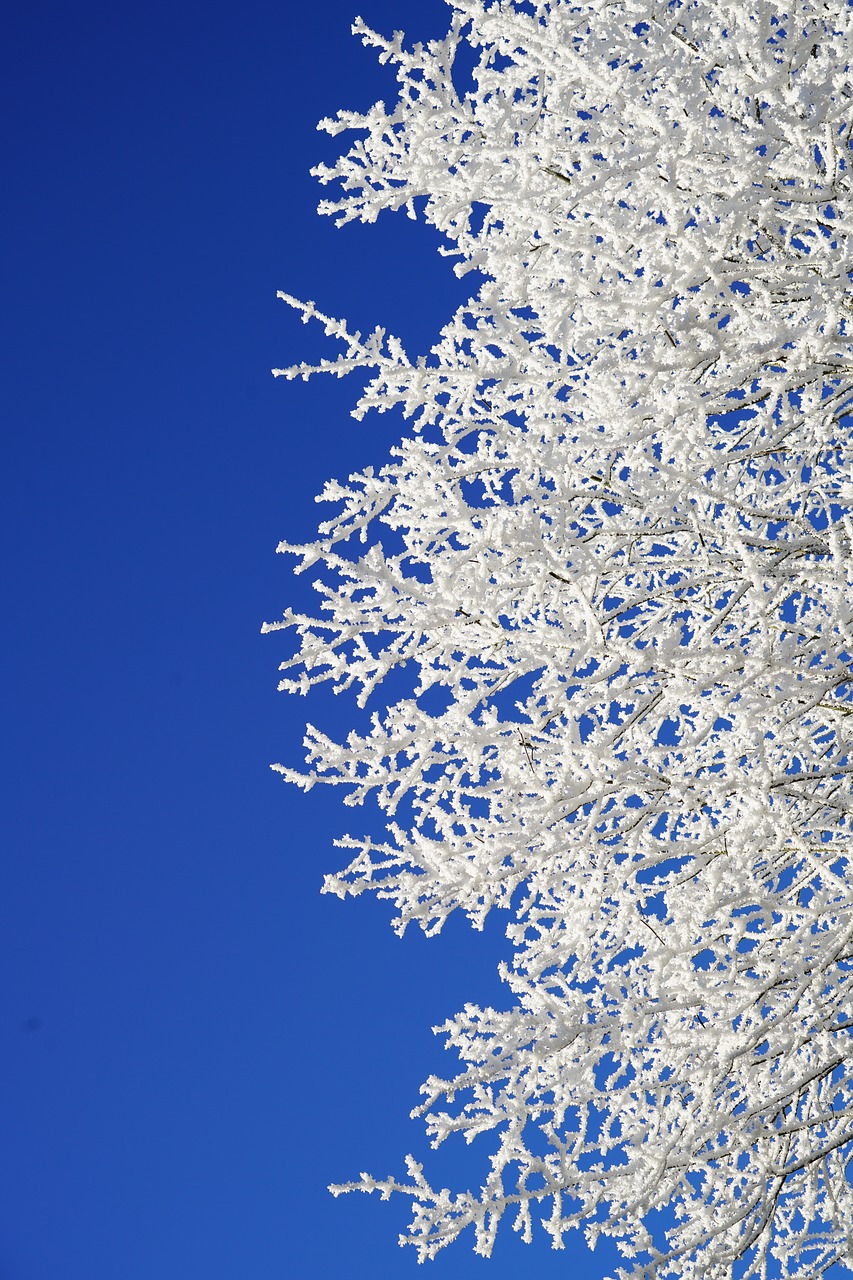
left=266, top=3, right=853, bottom=1277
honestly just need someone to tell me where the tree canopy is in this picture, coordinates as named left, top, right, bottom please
left=267, top=3, right=853, bottom=1276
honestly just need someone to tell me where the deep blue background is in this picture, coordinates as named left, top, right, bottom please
left=1, top=3, right=618, bottom=1278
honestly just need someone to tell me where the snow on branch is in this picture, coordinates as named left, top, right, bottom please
left=269, top=2, right=853, bottom=1277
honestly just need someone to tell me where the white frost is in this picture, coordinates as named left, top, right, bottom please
left=269, top=4, right=853, bottom=1277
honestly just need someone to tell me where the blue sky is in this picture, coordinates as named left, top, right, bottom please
left=2, top=3, right=623, bottom=1278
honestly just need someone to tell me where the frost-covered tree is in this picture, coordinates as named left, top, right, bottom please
left=267, top=3, right=853, bottom=1277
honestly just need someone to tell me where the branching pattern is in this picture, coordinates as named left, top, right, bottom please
left=268, top=3, right=853, bottom=1276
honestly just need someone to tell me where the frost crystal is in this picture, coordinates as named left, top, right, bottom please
left=268, top=3, right=853, bottom=1277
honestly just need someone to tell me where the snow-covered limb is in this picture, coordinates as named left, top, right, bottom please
left=271, top=2, right=853, bottom=1277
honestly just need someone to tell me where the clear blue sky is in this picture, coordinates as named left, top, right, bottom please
left=1, top=4, right=620, bottom=1278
